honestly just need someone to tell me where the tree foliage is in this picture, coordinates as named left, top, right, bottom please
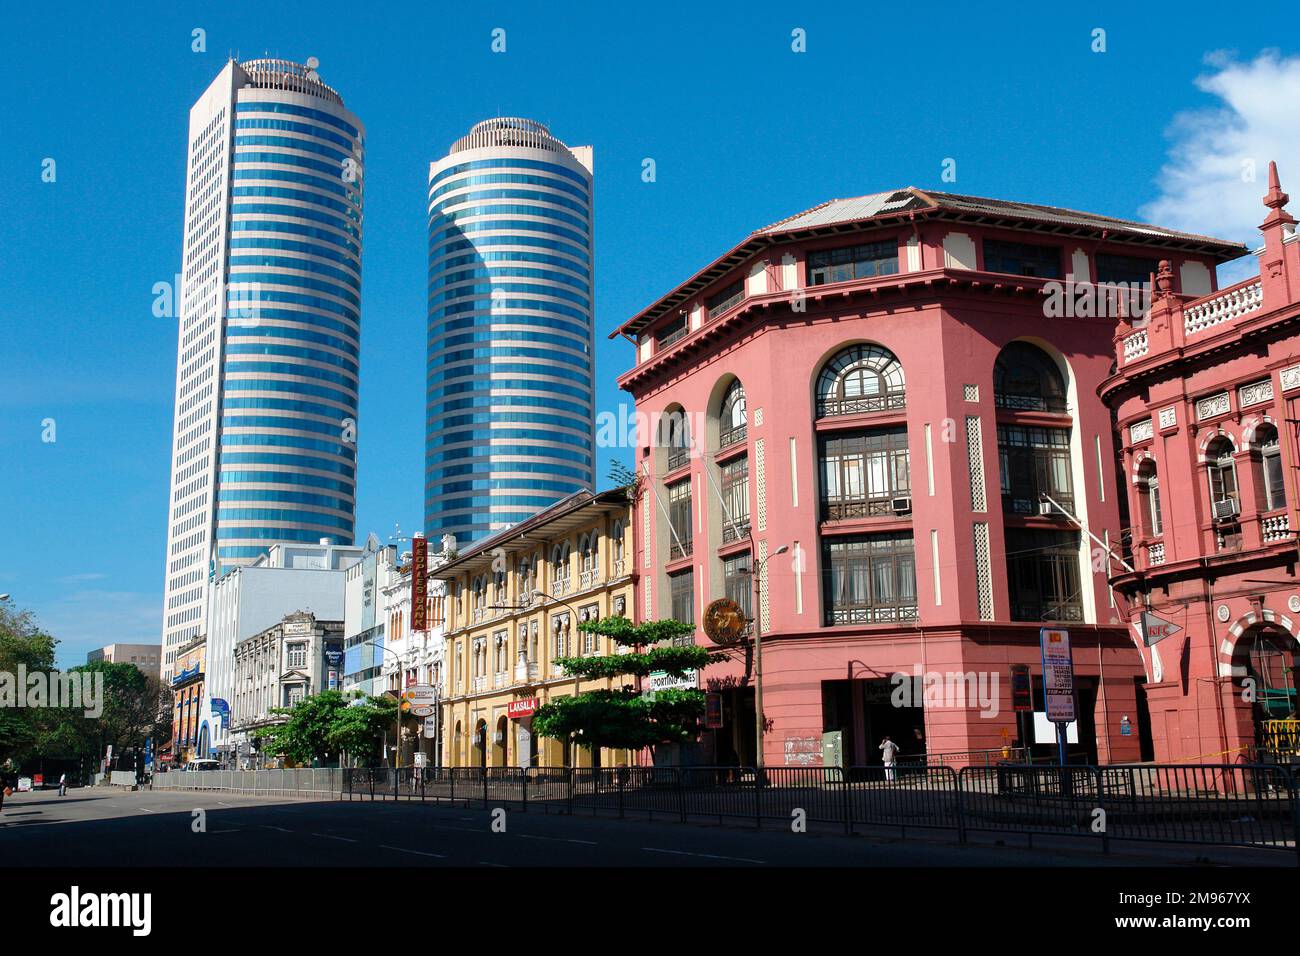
left=532, top=616, right=723, bottom=760
left=254, top=691, right=396, bottom=766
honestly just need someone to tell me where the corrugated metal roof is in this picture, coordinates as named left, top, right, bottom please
left=759, top=190, right=927, bottom=232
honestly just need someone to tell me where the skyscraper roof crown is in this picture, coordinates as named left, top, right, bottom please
left=238, top=58, right=344, bottom=106
left=450, top=117, right=567, bottom=155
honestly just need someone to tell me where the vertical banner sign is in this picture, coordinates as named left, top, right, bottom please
left=1009, top=664, right=1033, bottom=712
left=1039, top=627, right=1076, bottom=719
left=411, top=532, right=428, bottom=632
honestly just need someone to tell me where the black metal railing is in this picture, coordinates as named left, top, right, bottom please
left=816, top=394, right=906, bottom=418
left=340, top=762, right=1300, bottom=858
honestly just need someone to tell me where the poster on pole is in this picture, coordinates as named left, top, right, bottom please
left=1038, top=627, right=1075, bottom=723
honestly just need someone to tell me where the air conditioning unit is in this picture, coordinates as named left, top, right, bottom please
left=1213, top=498, right=1240, bottom=522
left=891, top=496, right=912, bottom=515
left=1038, top=501, right=1056, bottom=517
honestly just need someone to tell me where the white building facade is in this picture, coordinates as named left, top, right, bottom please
left=200, top=538, right=365, bottom=760
left=160, top=58, right=365, bottom=680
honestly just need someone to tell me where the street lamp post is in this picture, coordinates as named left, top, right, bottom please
left=358, top=637, right=410, bottom=769
left=749, top=545, right=788, bottom=776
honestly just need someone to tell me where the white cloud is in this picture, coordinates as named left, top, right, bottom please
left=1141, top=50, right=1300, bottom=284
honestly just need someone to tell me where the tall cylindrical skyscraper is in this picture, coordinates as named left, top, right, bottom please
left=425, top=118, right=595, bottom=544
left=160, top=58, right=364, bottom=680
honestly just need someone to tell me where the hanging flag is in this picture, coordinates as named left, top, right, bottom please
left=1140, top=611, right=1181, bottom=647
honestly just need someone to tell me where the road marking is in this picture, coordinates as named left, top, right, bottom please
left=379, top=844, right=447, bottom=858
left=260, top=825, right=293, bottom=833
left=312, top=833, right=359, bottom=843
left=566, top=839, right=599, bottom=845
left=217, top=802, right=232, bottom=807
left=641, top=847, right=766, bottom=864
left=516, top=834, right=599, bottom=846
left=137, top=808, right=156, bottom=813
left=478, top=861, right=508, bottom=867
left=210, top=829, right=241, bottom=834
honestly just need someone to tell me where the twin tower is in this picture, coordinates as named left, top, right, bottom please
left=160, top=58, right=595, bottom=675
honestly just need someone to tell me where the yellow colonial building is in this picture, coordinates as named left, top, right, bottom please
left=435, top=488, right=635, bottom=768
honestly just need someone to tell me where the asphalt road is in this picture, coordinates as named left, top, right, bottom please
left=0, top=787, right=1286, bottom=867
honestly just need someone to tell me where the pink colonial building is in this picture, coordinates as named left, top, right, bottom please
left=614, top=186, right=1247, bottom=769
left=1102, top=164, right=1300, bottom=765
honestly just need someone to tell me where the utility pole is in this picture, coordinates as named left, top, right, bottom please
left=749, top=544, right=788, bottom=775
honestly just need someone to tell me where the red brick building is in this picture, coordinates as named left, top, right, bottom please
left=614, top=187, right=1248, bottom=769
left=1103, top=163, right=1300, bottom=765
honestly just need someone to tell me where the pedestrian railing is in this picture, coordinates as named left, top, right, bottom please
left=152, top=768, right=340, bottom=797
left=338, top=761, right=1299, bottom=858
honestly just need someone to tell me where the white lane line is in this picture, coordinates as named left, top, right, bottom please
left=217, top=802, right=233, bottom=807
left=312, top=832, right=358, bottom=843
left=478, top=861, right=508, bottom=867
left=210, top=829, right=241, bottom=834
left=379, top=844, right=447, bottom=858
left=137, top=808, right=157, bottom=814
left=516, top=834, right=599, bottom=846
left=566, top=839, right=599, bottom=845
left=260, top=825, right=293, bottom=833
left=641, top=847, right=766, bottom=864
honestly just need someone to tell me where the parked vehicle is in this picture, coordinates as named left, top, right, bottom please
left=183, top=759, right=221, bottom=772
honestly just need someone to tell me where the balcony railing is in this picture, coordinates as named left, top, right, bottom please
left=1184, top=280, right=1263, bottom=337
left=1010, top=601, right=1084, bottom=623
left=994, top=394, right=1069, bottom=413
left=553, top=576, right=572, bottom=596
left=1147, top=541, right=1166, bottom=567
left=494, top=671, right=509, bottom=688
left=514, top=661, right=540, bottom=683
left=817, top=394, right=906, bottom=418
left=821, top=498, right=895, bottom=521
left=1122, top=329, right=1149, bottom=363
left=579, top=568, right=601, bottom=590
left=825, top=604, right=918, bottom=626
left=719, top=423, right=747, bottom=448
left=666, top=447, right=691, bottom=471
left=721, top=521, right=750, bottom=543
left=669, top=539, right=693, bottom=560
left=1262, top=512, right=1292, bottom=543
left=472, top=676, right=487, bottom=693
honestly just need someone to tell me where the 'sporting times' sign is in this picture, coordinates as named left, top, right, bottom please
left=1039, top=627, right=1076, bottom=723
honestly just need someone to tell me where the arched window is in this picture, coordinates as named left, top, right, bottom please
left=579, top=532, right=597, bottom=572
left=1256, top=424, right=1286, bottom=512
left=661, top=407, right=692, bottom=471
left=993, top=342, right=1067, bottom=413
left=1137, top=460, right=1162, bottom=536
left=611, top=521, right=625, bottom=562
left=552, top=542, right=572, bottom=586
left=1206, top=436, right=1239, bottom=516
left=493, top=569, right=506, bottom=605
left=719, top=380, right=747, bottom=447
left=816, top=345, right=906, bottom=417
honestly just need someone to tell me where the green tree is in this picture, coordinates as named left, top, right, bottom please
left=327, top=694, right=398, bottom=767
left=0, top=602, right=58, bottom=769
left=532, top=616, right=723, bottom=768
left=254, top=691, right=397, bottom=766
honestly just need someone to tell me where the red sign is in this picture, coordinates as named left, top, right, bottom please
left=411, top=533, right=428, bottom=631
left=508, top=698, right=538, bottom=719
left=705, top=693, right=723, bottom=729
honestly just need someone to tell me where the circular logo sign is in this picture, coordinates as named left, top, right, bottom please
left=703, top=598, right=748, bottom=646
left=1217, top=604, right=1232, bottom=623
left=1289, top=595, right=1300, bottom=614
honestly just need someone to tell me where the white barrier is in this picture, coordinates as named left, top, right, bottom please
left=152, top=768, right=341, bottom=797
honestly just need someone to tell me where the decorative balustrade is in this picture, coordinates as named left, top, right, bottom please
left=514, top=661, right=540, bottom=682
left=1122, top=329, right=1149, bottom=363
left=553, top=576, right=573, bottom=596
left=1262, top=513, right=1292, bottom=543
left=1147, top=542, right=1165, bottom=567
left=1184, top=281, right=1263, bottom=336
left=494, top=671, right=509, bottom=688
left=579, top=568, right=601, bottom=590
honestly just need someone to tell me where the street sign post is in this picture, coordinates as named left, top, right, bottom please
left=1039, top=627, right=1075, bottom=767
left=1139, top=611, right=1181, bottom=648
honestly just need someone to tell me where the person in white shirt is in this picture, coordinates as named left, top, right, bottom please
left=879, top=736, right=900, bottom=781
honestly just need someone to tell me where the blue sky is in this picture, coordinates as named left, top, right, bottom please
left=3, top=2, right=1298, bottom=666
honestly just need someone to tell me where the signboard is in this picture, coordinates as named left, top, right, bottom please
left=1140, top=611, right=1181, bottom=648
left=703, top=598, right=747, bottom=646
left=1032, top=713, right=1079, bottom=744
left=705, top=693, right=723, bottom=729
left=328, top=670, right=339, bottom=691
left=1009, top=664, right=1033, bottom=712
left=324, top=650, right=343, bottom=667
left=507, top=698, right=538, bottom=719
left=1039, top=627, right=1075, bottom=723
left=403, top=685, right=437, bottom=707
left=411, top=532, right=428, bottom=631
left=413, top=751, right=427, bottom=768
left=409, top=705, right=434, bottom=718
left=423, top=716, right=438, bottom=738
left=647, top=670, right=697, bottom=694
